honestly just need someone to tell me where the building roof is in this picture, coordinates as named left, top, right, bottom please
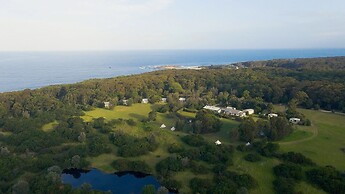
left=223, top=107, right=242, bottom=114
left=268, top=113, right=278, bottom=117
left=215, top=140, right=222, bottom=145
left=289, top=118, right=301, bottom=121
left=203, top=105, right=221, bottom=112
left=170, top=127, right=175, bottom=131
left=160, top=124, right=166, bottom=128
left=243, top=109, right=254, bottom=112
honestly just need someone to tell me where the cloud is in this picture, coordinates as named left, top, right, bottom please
left=0, top=0, right=174, bottom=19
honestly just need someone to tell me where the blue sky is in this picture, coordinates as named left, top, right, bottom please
left=0, top=0, right=344, bottom=51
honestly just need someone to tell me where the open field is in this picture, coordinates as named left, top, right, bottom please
left=277, top=107, right=345, bottom=170
left=82, top=104, right=152, bottom=122
left=279, top=125, right=315, bottom=143
left=82, top=104, right=345, bottom=193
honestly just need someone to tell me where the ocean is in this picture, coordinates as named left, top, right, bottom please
left=1, top=49, right=345, bottom=93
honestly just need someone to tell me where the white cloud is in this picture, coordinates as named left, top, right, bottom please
left=0, top=0, right=174, bottom=19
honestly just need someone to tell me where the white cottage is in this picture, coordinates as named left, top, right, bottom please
left=104, top=102, right=110, bottom=109
left=170, top=127, right=176, bottom=131
left=268, top=113, right=278, bottom=118
left=179, top=97, right=186, bottom=102
left=160, top=124, right=166, bottom=128
left=289, top=118, right=301, bottom=124
left=142, top=98, right=149, bottom=104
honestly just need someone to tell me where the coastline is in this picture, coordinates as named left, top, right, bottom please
left=1, top=50, right=345, bottom=93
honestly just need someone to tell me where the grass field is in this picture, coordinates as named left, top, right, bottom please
left=82, top=104, right=345, bottom=193
left=231, top=151, right=279, bottom=194
left=82, top=104, right=152, bottom=122
left=278, top=107, right=345, bottom=170
left=279, top=126, right=314, bottom=143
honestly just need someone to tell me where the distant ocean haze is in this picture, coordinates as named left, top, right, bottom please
left=1, top=49, right=345, bottom=93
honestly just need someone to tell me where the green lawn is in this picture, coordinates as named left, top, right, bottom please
left=278, top=107, right=345, bottom=171
left=279, top=127, right=314, bottom=143
left=231, top=151, right=279, bottom=194
left=82, top=104, right=345, bottom=193
left=203, top=118, right=239, bottom=144
left=82, top=104, right=152, bottom=122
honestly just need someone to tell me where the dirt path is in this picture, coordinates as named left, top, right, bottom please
left=279, top=124, right=319, bottom=145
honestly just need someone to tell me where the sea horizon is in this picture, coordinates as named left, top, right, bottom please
left=1, top=49, right=345, bottom=93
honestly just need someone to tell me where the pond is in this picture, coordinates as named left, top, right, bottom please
left=62, top=168, right=168, bottom=194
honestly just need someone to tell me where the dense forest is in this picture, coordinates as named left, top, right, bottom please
left=0, top=57, right=345, bottom=193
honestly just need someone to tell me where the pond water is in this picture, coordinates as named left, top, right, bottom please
left=62, top=168, right=166, bottom=194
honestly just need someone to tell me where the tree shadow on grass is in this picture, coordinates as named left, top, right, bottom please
left=128, top=113, right=146, bottom=121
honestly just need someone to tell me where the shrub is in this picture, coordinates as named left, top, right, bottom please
left=181, top=135, right=207, bottom=147
left=111, top=159, right=151, bottom=174
left=273, top=163, right=303, bottom=180
left=280, top=152, right=315, bottom=166
left=167, top=144, right=185, bottom=153
left=306, top=166, right=345, bottom=194
left=190, top=162, right=209, bottom=174
left=244, top=153, right=261, bottom=162
left=273, top=177, right=296, bottom=194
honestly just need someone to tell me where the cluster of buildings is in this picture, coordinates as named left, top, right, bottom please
left=203, top=105, right=302, bottom=124
left=203, top=105, right=255, bottom=117
left=141, top=97, right=186, bottom=104
left=104, top=97, right=186, bottom=107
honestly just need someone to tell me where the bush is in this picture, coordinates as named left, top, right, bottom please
left=126, top=119, right=136, bottom=126
left=236, top=144, right=254, bottom=152
left=244, top=153, right=261, bottom=162
left=181, top=135, right=207, bottom=147
left=306, top=166, right=345, bottom=194
left=273, top=177, right=296, bottom=194
left=156, top=157, right=184, bottom=178
left=161, top=179, right=181, bottom=191
left=257, top=142, right=279, bottom=157
left=280, top=152, right=315, bottom=166
left=190, top=162, right=209, bottom=174
left=167, top=144, right=185, bottom=153
left=190, top=178, right=213, bottom=194
left=111, top=159, right=151, bottom=174
left=273, top=163, right=303, bottom=180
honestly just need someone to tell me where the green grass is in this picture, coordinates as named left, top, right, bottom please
left=82, top=104, right=152, bottom=122
left=203, top=118, right=240, bottom=144
left=87, top=154, right=119, bottom=173
left=177, top=110, right=196, bottom=118
left=276, top=106, right=345, bottom=171
left=231, top=151, right=279, bottom=194
left=41, top=120, right=58, bottom=132
left=82, top=104, right=345, bottom=193
left=279, top=128, right=314, bottom=142
left=296, top=181, right=326, bottom=194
